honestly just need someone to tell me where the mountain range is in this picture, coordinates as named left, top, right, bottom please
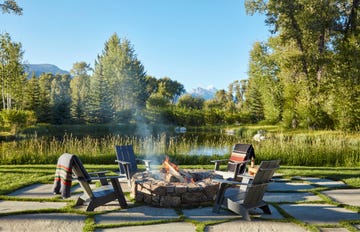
left=24, top=64, right=70, bottom=77
left=24, top=63, right=217, bottom=99
left=188, top=86, right=217, bottom=100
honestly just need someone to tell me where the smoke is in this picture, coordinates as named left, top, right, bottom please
left=133, top=109, right=164, bottom=166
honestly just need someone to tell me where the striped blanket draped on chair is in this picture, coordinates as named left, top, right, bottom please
left=52, top=153, right=75, bottom=198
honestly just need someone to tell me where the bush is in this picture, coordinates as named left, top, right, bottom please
left=0, top=109, right=36, bottom=134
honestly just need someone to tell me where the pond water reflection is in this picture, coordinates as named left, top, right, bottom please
left=188, top=146, right=230, bottom=156
left=144, top=131, right=245, bottom=157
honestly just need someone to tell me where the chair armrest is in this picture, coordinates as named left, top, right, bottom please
left=211, top=159, right=228, bottom=171
left=115, top=160, right=131, bottom=180
left=212, top=178, right=249, bottom=186
left=210, top=159, right=228, bottom=163
left=88, top=171, right=109, bottom=175
left=90, top=175, right=124, bottom=181
left=136, top=159, right=152, bottom=171
left=231, top=160, right=249, bottom=164
left=115, top=160, right=131, bottom=164
left=88, top=171, right=110, bottom=185
left=237, top=173, right=254, bottom=179
left=136, top=158, right=152, bottom=163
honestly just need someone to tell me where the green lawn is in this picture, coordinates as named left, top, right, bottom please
left=1, top=164, right=359, bottom=232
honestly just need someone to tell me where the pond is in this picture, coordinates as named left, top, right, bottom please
left=135, top=130, right=250, bottom=157
left=188, top=146, right=229, bottom=156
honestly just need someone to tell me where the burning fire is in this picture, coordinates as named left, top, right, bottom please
left=162, top=156, right=194, bottom=183
left=163, top=155, right=179, bottom=172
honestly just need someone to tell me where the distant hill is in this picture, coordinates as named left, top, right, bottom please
left=188, top=86, right=217, bottom=100
left=24, top=64, right=70, bottom=77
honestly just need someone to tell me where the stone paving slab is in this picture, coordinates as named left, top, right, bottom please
left=0, top=200, right=68, bottom=213
left=322, top=189, right=360, bottom=207
left=74, top=199, right=134, bottom=212
left=264, top=192, right=322, bottom=202
left=297, top=177, right=347, bottom=188
left=319, top=228, right=350, bottom=232
left=95, top=222, right=195, bottom=232
left=205, top=220, right=309, bottom=232
left=8, top=184, right=57, bottom=198
left=7, top=182, right=130, bottom=199
left=0, top=213, right=86, bottom=232
left=280, top=203, right=360, bottom=224
left=95, top=205, right=179, bottom=224
left=267, top=181, right=314, bottom=191
left=8, top=183, right=81, bottom=200
left=1, top=177, right=359, bottom=231
left=182, top=206, right=241, bottom=221
left=182, top=205, right=283, bottom=221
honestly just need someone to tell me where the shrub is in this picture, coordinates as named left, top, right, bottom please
left=0, top=109, right=36, bottom=134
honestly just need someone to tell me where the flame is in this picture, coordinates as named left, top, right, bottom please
left=162, top=155, right=194, bottom=183
left=163, top=155, right=179, bottom=172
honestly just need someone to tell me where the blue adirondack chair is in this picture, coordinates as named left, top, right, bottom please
left=115, top=145, right=152, bottom=183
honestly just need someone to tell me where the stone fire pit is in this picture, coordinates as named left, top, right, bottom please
left=130, top=170, right=222, bottom=208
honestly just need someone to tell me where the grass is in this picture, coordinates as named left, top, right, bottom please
left=278, top=166, right=360, bottom=187
left=1, top=164, right=359, bottom=232
left=0, top=127, right=359, bottom=167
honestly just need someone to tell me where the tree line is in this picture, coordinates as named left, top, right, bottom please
left=1, top=1, right=359, bottom=132
left=0, top=32, right=252, bottom=131
left=243, top=0, right=360, bottom=130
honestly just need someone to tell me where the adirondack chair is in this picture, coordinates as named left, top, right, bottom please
left=212, top=159, right=280, bottom=221
left=53, top=153, right=128, bottom=211
left=211, top=144, right=256, bottom=181
left=115, top=145, right=152, bottom=183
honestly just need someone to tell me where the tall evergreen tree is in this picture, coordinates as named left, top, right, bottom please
left=88, top=33, right=147, bottom=122
left=37, top=73, right=54, bottom=123
left=244, top=78, right=264, bottom=123
left=88, top=60, right=112, bottom=123
left=50, top=74, right=71, bottom=124
left=70, top=62, right=91, bottom=123
left=248, top=41, right=282, bottom=123
left=23, top=74, right=41, bottom=118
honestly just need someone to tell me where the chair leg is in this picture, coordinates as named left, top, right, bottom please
left=110, top=178, right=128, bottom=208
left=239, top=206, right=251, bottom=221
left=213, top=182, right=228, bottom=213
left=86, top=202, right=96, bottom=211
left=75, top=196, right=85, bottom=206
left=259, top=204, right=271, bottom=214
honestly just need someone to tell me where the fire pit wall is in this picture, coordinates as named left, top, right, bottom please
left=130, top=170, right=221, bottom=208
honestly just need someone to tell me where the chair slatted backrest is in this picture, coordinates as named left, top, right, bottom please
left=227, top=144, right=256, bottom=174
left=243, top=160, right=280, bottom=206
left=251, top=159, right=280, bottom=184
left=71, top=155, right=94, bottom=198
left=115, top=145, right=138, bottom=174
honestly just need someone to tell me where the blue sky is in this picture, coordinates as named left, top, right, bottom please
left=1, top=0, right=269, bottom=91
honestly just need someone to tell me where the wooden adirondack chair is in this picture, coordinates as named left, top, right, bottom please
left=212, top=159, right=280, bottom=221
left=114, top=145, right=152, bottom=183
left=211, top=144, right=256, bottom=181
left=55, top=153, right=128, bottom=211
